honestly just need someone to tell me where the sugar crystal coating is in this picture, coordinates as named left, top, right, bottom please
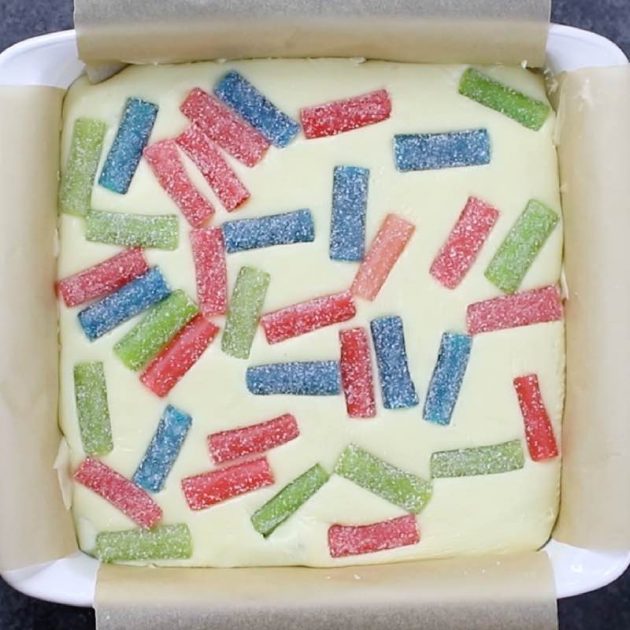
left=246, top=361, right=341, bottom=396
left=190, top=227, right=228, bottom=318
left=339, top=327, right=376, bottom=418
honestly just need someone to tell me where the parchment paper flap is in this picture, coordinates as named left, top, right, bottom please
left=0, top=86, right=78, bottom=571
left=74, top=0, right=551, bottom=68
left=96, top=552, right=557, bottom=630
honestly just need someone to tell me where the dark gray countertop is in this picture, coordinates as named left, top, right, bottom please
left=1, top=1, right=629, bottom=628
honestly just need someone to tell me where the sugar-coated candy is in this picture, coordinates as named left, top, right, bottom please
left=58, top=248, right=148, bottom=308
left=246, top=361, right=341, bottom=396
left=208, top=413, right=299, bottom=464
left=334, top=444, right=432, bottom=514
left=300, top=89, right=391, bottom=139
left=370, top=316, right=419, bottom=410
left=221, top=266, right=270, bottom=359
left=176, top=125, right=250, bottom=211
left=261, top=291, right=356, bottom=344
left=140, top=314, right=219, bottom=398
left=467, top=285, right=563, bottom=335
left=430, top=196, right=499, bottom=289
left=96, top=524, right=192, bottom=563
left=59, top=118, right=107, bottom=216
left=85, top=210, right=179, bottom=250
left=180, top=87, right=270, bottom=166
left=143, top=139, right=215, bottom=228
left=222, top=209, right=315, bottom=254
left=459, top=68, right=550, bottom=131
left=423, top=333, right=472, bottom=426
left=339, top=327, right=376, bottom=418
left=78, top=267, right=170, bottom=341
left=132, top=405, right=192, bottom=493
left=190, top=227, right=228, bottom=317
left=74, top=362, right=112, bottom=456
left=394, top=129, right=491, bottom=171
left=99, top=97, right=158, bottom=194
left=485, top=199, right=559, bottom=294
left=214, top=71, right=299, bottom=148
left=328, top=514, right=419, bottom=558
left=181, top=457, right=274, bottom=510
left=513, top=374, right=559, bottom=461
left=330, top=166, right=369, bottom=262
left=251, top=464, right=329, bottom=536
left=351, top=214, right=415, bottom=301
left=431, top=439, right=525, bottom=478
left=114, top=289, right=198, bottom=371
left=74, top=457, right=162, bottom=528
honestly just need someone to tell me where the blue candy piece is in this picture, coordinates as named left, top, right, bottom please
left=394, top=129, right=491, bottom=172
left=423, top=333, right=473, bottom=425
left=247, top=361, right=341, bottom=396
left=99, top=97, right=159, bottom=194
left=132, top=405, right=192, bottom=493
left=330, top=166, right=369, bottom=262
left=214, top=71, right=299, bottom=148
left=78, top=267, right=170, bottom=341
left=370, top=316, right=419, bottom=410
left=222, top=209, right=314, bottom=254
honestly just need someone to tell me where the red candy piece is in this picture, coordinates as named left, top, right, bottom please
left=140, top=314, right=220, bottom=397
left=74, top=457, right=162, bottom=528
left=181, top=457, right=274, bottom=510
left=57, top=249, right=148, bottom=308
left=301, top=89, right=392, bottom=139
left=430, top=196, right=499, bottom=289
left=180, top=88, right=270, bottom=167
left=176, top=125, right=250, bottom=212
left=143, top=139, right=215, bottom=228
left=340, top=327, right=376, bottom=418
left=351, top=214, right=415, bottom=301
left=208, top=413, right=299, bottom=464
left=190, top=227, right=228, bottom=317
left=328, top=514, right=419, bottom=558
left=513, top=374, right=559, bottom=461
left=261, top=291, right=356, bottom=344
left=467, top=286, right=563, bottom=335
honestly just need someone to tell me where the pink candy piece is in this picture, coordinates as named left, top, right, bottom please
left=430, top=196, right=499, bottom=289
left=351, top=214, right=415, bottom=301
left=190, top=227, right=228, bottom=317
left=301, top=89, right=392, bottom=139
left=57, top=249, right=148, bottom=308
left=467, top=286, right=563, bottom=335
left=143, top=139, right=215, bottom=228
left=176, top=125, right=250, bottom=212
left=340, top=327, right=376, bottom=418
left=181, top=457, right=274, bottom=510
left=328, top=514, right=419, bottom=558
left=261, top=291, right=356, bottom=344
left=140, top=314, right=220, bottom=398
left=208, top=413, right=299, bottom=464
left=180, top=88, right=270, bottom=167
left=74, top=457, right=162, bottom=528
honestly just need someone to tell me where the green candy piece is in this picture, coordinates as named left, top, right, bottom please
left=59, top=118, right=107, bottom=217
left=95, top=524, right=193, bottom=563
left=334, top=444, right=432, bottom=514
left=222, top=266, right=270, bottom=359
left=458, top=68, right=550, bottom=131
left=74, top=362, right=113, bottom=456
left=251, top=464, right=329, bottom=537
left=485, top=199, right=559, bottom=294
left=431, top=439, right=525, bottom=478
left=85, top=210, right=179, bottom=250
left=114, top=290, right=198, bottom=370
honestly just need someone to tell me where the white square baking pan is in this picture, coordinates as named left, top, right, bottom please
left=0, top=24, right=628, bottom=608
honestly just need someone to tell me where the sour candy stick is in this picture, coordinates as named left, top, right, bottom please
left=339, top=327, right=376, bottom=418
left=190, top=227, right=228, bottom=317
left=74, top=457, right=162, bottom=528
left=59, top=117, right=107, bottom=216
left=246, top=361, right=341, bottom=396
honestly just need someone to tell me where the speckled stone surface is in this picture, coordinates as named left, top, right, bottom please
left=0, top=1, right=628, bottom=628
